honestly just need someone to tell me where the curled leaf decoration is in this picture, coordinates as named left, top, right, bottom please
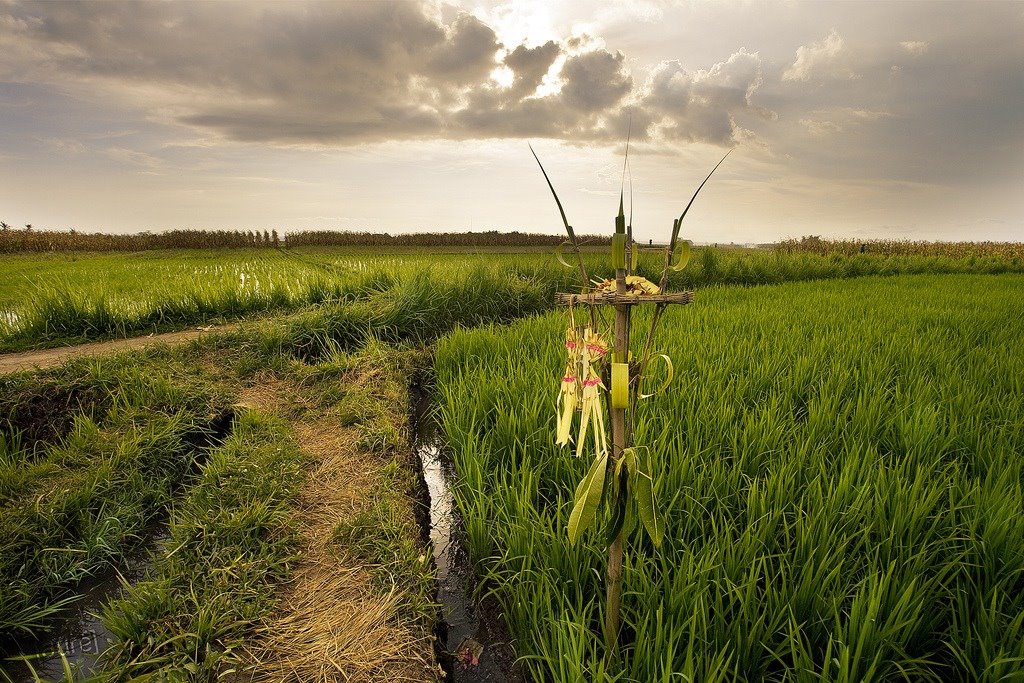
left=555, top=240, right=575, bottom=269
left=640, top=354, right=674, bottom=400
left=670, top=240, right=692, bottom=272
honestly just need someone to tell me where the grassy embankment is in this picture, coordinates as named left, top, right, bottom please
left=0, top=355, right=233, bottom=643
left=435, top=274, right=1024, bottom=681
left=3, top=245, right=1023, bottom=352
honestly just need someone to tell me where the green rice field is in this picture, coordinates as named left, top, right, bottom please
left=1, top=245, right=1023, bottom=681
left=435, top=274, right=1024, bottom=681
left=2, top=245, right=1022, bottom=351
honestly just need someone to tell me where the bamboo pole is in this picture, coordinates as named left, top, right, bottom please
left=547, top=147, right=729, bottom=669
left=605, top=230, right=630, bottom=661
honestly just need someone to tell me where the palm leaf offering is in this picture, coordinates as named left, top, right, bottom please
left=533, top=143, right=730, bottom=664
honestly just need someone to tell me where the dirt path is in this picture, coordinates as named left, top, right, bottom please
left=0, top=324, right=241, bottom=375
left=232, top=375, right=438, bottom=682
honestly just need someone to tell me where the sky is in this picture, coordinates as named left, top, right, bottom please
left=1, top=0, right=1022, bottom=243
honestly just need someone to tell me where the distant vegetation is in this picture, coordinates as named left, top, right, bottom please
left=0, top=224, right=283, bottom=253
left=778, top=235, right=1024, bottom=259
left=0, top=224, right=610, bottom=253
left=286, top=229, right=611, bottom=248
left=4, top=222, right=1022, bottom=258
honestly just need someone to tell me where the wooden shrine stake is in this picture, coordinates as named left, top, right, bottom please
left=555, top=235, right=693, bottom=665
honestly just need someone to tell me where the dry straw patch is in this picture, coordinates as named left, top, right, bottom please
left=233, top=378, right=436, bottom=682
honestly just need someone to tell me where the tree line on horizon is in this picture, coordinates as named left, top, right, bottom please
left=0, top=223, right=281, bottom=253
left=0, top=224, right=612, bottom=253
left=1, top=222, right=1020, bottom=256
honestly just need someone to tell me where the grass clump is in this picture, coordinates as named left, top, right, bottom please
left=0, top=355, right=232, bottom=644
left=97, top=410, right=304, bottom=679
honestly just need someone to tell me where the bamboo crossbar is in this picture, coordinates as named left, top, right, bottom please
left=555, top=291, right=694, bottom=307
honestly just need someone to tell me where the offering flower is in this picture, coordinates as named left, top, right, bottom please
left=556, top=326, right=583, bottom=446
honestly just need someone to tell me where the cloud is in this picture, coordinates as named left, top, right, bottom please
left=42, top=137, right=87, bottom=155
left=1, top=0, right=1021, bottom=194
left=799, top=118, right=843, bottom=136
left=503, top=40, right=559, bottom=100
left=1, top=2, right=501, bottom=143
left=769, top=3, right=1024, bottom=187
left=0, top=0, right=759, bottom=149
left=425, top=13, right=503, bottom=84
left=642, top=49, right=766, bottom=145
left=559, top=49, right=631, bottom=111
left=782, top=29, right=857, bottom=82
left=800, top=107, right=894, bottom=135
left=105, top=146, right=164, bottom=169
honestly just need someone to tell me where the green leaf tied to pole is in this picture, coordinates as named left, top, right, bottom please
left=531, top=143, right=599, bottom=329
left=610, top=362, right=629, bottom=409
left=632, top=449, right=664, bottom=546
left=639, top=354, right=674, bottom=400
left=554, top=240, right=575, bottom=269
left=611, top=234, right=627, bottom=270
left=618, top=117, right=631, bottom=240
left=530, top=144, right=590, bottom=288
left=669, top=149, right=732, bottom=252
left=670, top=240, right=691, bottom=272
left=568, top=450, right=609, bottom=545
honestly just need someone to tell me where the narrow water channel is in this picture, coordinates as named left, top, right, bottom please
left=0, top=523, right=165, bottom=682
left=0, top=413, right=232, bottom=682
left=411, top=375, right=522, bottom=683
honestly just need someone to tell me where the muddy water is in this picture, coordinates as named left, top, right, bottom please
left=0, top=524, right=165, bottom=682
left=411, top=378, right=522, bottom=683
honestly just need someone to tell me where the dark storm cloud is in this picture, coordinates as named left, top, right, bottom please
left=0, top=0, right=743, bottom=146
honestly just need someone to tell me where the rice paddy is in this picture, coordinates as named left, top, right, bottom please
left=3, top=245, right=1023, bottom=352
left=1, top=243, right=1022, bottom=681
left=434, top=273, right=1024, bottom=681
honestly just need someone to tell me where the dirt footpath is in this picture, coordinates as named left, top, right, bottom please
left=0, top=325, right=239, bottom=375
left=232, top=375, right=438, bottom=682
